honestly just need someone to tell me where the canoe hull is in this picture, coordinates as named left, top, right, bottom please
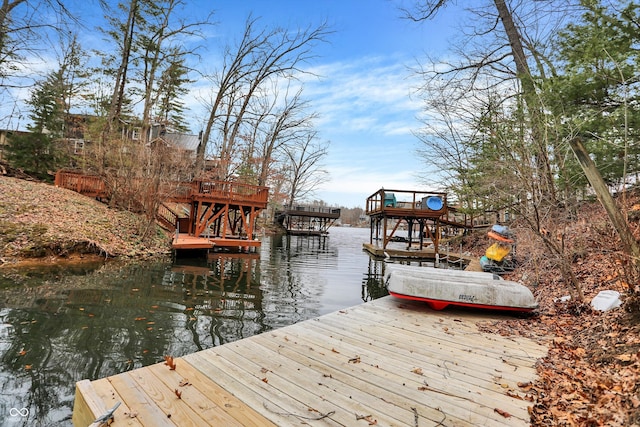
left=385, top=265, right=537, bottom=313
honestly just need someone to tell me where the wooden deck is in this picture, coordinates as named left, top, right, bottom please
left=55, top=171, right=269, bottom=253
left=275, top=205, right=341, bottom=235
left=73, top=296, right=548, bottom=427
left=172, top=234, right=261, bottom=251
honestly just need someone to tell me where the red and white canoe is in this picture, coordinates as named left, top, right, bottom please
left=384, top=264, right=537, bottom=313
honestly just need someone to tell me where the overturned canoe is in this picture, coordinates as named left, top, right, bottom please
left=385, top=264, right=538, bottom=313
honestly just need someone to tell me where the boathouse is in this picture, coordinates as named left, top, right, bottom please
left=275, top=205, right=341, bottom=236
left=364, top=188, right=471, bottom=261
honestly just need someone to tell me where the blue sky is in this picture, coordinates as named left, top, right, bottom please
left=3, top=0, right=467, bottom=208
left=199, top=0, right=464, bottom=208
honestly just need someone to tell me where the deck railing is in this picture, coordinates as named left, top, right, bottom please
left=289, top=205, right=341, bottom=215
left=365, top=188, right=448, bottom=216
left=55, top=172, right=269, bottom=208
left=156, top=203, right=179, bottom=232
left=189, top=180, right=269, bottom=206
left=54, top=171, right=108, bottom=198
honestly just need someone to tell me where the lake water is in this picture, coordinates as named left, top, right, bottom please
left=0, top=227, right=395, bottom=427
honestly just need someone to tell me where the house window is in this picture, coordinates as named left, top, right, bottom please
left=74, top=140, right=84, bottom=154
left=132, top=128, right=140, bottom=140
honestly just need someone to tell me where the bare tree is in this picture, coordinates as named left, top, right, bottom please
left=198, top=16, right=330, bottom=179
left=404, top=0, right=639, bottom=298
left=254, top=84, right=317, bottom=187
left=135, top=0, right=211, bottom=141
left=282, top=132, right=329, bottom=208
left=101, top=0, right=139, bottom=140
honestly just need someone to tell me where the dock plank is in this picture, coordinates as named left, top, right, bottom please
left=313, top=307, right=541, bottom=375
left=246, top=328, right=479, bottom=426
left=91, top=377, right=144, bottom=426
left=167, top=357, right=277, bottom=427
left=259, top=319, right=526, bottom=425
left=106, top=371, right=177, bottom=427
left=126, top=362, right=211, bottom=426
left=73, top=296, right=548, bottom=426
left=185, top=351, right=332, bottom=426
left=214, top=335, right=443, bottom=426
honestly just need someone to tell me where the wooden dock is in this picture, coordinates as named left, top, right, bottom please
left=73, top=296, right=547, bottom=426
left=172, top=233, right=261, bottom=251
left=275, top=205, right=341, bottom=236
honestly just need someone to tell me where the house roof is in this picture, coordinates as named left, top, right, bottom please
left=164, top=132, right=200, bottom=152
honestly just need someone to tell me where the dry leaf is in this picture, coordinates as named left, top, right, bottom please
left=164, top=355, right=176, bottom=370
left=494, top=408, right=511, bottom=418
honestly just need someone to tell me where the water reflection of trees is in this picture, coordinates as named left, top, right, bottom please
left=362, top=256, right=390, bottom=301
left=0, top=227, right=383, bottom=425
left=259, top=234, right=340, bottom=327
left=165, top=253, right=268, bottom=351
left=0, top=257, right=270, bottom=426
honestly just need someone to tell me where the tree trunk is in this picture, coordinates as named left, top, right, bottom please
left=103, top=0, right=138, bottom=140
left=569, top=138, right=640, bottom=274
left=493, top=0, right=556, bottom=203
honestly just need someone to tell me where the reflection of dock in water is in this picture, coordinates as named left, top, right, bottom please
left=169, top=252, right=260, bottom=293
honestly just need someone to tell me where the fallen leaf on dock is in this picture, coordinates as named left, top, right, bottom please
left=355, top=414, right=378, bottom=425
left=411, top=367, right=423, bottom=375
left=494, top=408, right=511, bottom=418
left=164, top=355, right=177, bottom=370
left=348, top=356, right=361, bottom=364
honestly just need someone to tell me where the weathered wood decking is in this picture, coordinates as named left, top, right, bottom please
left=73, top=296, right=548, bottom=427
left=55, top=171, right=269, bottom=253
left=171, top=234, right=262, bottom=251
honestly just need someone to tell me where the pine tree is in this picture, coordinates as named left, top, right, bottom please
left=5, top=72, right=65, bottom=179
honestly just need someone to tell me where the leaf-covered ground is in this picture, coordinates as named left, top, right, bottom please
left=1, top=174, right=639, bottom=425
left=0, top=176, right=171, bottom=264
left=467, top=196, right=640, bottom=426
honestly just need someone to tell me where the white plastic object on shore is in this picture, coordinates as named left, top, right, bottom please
left=591, top=290, right=622, bottom=312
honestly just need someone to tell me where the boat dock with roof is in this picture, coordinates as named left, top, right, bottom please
left=364, top=188, right=475, bottom=263
left=275, top=205, right=341, bottom=236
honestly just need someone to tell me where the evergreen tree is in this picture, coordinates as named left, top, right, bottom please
left=547, top=0, right=640, bottom=188
left=5, top=73, right=65, bottom=179
left=155, top=54, right=192, bottom=132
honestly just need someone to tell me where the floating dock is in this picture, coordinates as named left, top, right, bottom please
left=73, top=296, right=547, bottom=426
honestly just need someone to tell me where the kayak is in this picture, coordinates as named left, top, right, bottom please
left=385, top=265, right=537, bottom=313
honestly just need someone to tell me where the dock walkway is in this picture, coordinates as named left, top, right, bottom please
left=73, top=297, right=548, bottom=426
